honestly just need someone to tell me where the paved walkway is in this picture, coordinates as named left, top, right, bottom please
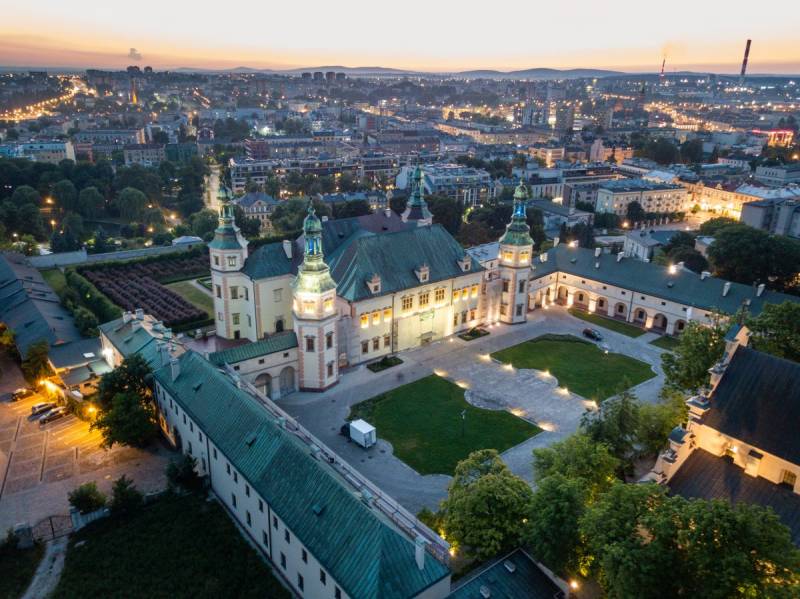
left=21, top=537, right=68, bottom=599
left=281, top=307, right=668, bottom=514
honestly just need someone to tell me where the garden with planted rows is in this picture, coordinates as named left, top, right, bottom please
left=79, top=253, right=210, bottom=328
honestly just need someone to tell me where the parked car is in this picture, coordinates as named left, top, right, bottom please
left=582, top=328, right=603, bottom=341
left=39, top=406, right=67, bottom=425
left=11, top=388, right=33, bottom=402
left=31, top=402, right=56, bottom=415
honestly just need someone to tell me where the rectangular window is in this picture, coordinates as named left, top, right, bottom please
left=323, top=297, right=334, bottom=312
left=297, top=574, right=304, bottom=592
left=245, top=484, right=250, bottom=497
left=232, top=313, right=240, bottom=325
left=320, top=570, right=327, bottom=585
left=227, top=256, right=237, bottom=267
left=471, top=284, right=479, bottom=298
left=213, top=255, right=220, bottom=266
left=231, top=493, right=237, bottom=508
left=502, top=280, right=510, bottom=293
left=306, top=337, right=315, bottom=352
left=453, top=288, right=460, bottom=301
left=302, top=549, right=308, bottom=563
left=402, top=296, right=413, bottom=311
left=215, top=285, right=221, bottom=298
left=326, top=332, right=333, bottom=349
left=262, top=530, right=268, bottom=546
left=273, top=289, right=282, bottom=302
left=335, top=587, right=341, bottom=599
left=226, top=463, right=231, bottom=475
left=435, top=288, right=445, bottom=303
left=383, top=334, right=390, bottom=348
left=360, top=314, right=369, bottom=328
left=461, top=311, right=467, bottom=324
left=233, top=472, right=238, bottom=483
left=273, top=516, right=278, bottom=529
left=246, top=511, right=251, bottom=526
left=280, top=553, right=286, bottom=569
left=371, top=311, right=380, bottom=325
left=231, top=287, right=239, bottom=300
left=518, top=280, right=525, bottom=293
left=213, top=448, right=217, bottom=460
left=419, top=292, right=430, bottom=307
left=453, top=313, right=459, bottom=326
left=470, top=309, right=476, bottom=321
left=285, top=530, right=290, bottom=544
left=383, top=307, right=392, bottom=320
left=361, top=340, right=369, bottom=354
left=327, top=362, right=334, bottom=377
left=372, top=338, right=379, bottom=351
left=244, top=288, right=249, bottom=301
left=258, top=499, right=264, bottom=512
left=519, top=251, right=530, bottom=264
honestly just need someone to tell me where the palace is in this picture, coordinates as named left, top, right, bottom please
left=207, top=166, right=797, bottom=397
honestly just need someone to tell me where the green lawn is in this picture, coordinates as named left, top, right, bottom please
left=40, top=268, right=67, bottom=297
left=166, top=280, right=214, bottom=315
left=52, top=494, right=289, bottom=599
left=568, top=308, right=646, bottom=338
left=491, top=334, right=655, bottom=401
left=650, top=335, right=681, bottom=351
left=0, top=543, right=44, bottom=599
left=349, top=375, right=540, bottom=475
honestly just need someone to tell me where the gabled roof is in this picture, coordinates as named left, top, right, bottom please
left=233, top=191, right=280, bottom=208
left=98, top=315, right=167, bottom=369
left=153, top=352, right=450, bottom=598
left=208, top=331, right=297, bottom=366
left=702, top=346, right=800, bottom=464
left=533, top=245, right=798, bottom=316
left=241, top=242, right=295, bottom=280
left=329, top=224, right=483, bottom=302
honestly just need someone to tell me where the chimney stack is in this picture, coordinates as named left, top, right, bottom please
left=414, top=537, right=427, bottom=571
left=170, top=356, right=180, bottom=381
left=122, top=311, right=132, bottom=324
left=384, top=208, right=392, bottom=218
left=282, top=239, right=292, bottom=259
left=723, top=282, right=731, bottom=297
left=135, top=308, right=144, bottom=320
left=701, top=271, right=710, bottom=280
left=616, top=251, right=624, bottom=262
left=756, top=283, right=765, bottom=297
left=594, top=247, right=601, bottom=258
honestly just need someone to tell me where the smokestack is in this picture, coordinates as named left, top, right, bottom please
left=660, top=58, right=666, bottom=80
left=739, top=39, right=752, bottom=85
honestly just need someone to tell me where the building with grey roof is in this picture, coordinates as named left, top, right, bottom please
left=596, top=177, right=688, bottom=216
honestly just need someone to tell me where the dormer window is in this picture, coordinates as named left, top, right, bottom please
left=415, top=263, right=430, bottom=283
left=367, top=273, right=381, bottom=294
left=458, top=256, right=471, bottom=272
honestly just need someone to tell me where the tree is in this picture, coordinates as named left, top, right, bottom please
left=188, top=209, right=219, bottom=239
left=332, top=200, right=371, bottom=219
left=270, top=198, right=330, bottom=235
left=525, top=474, right=587, bottom=575
left=16, top=204, right=46, bottom=239
left=580, top=388, right=641, bottom=473
left=747, top=301, right=800, bottom=362
left=426, top=195, right=462, bottom=236
left=232, top=205, right=262, bottom=238
left=662, top=318, right=728, bottom=392
left=68, top=481, right=107, bottom=514
left=92, top=391, right=158, bottom=449
left=115, top=187, right=148, bottom=221
left=456, top=221, right=495, bottom=247
left=635, top=387, right=688, bottom=456
left=698, top=216, right=737, bottom=237
left=679, top=139, right=704, bottom=164
left=441, top=450, right=533, bottom=560
left=109, top=475, right=143, bottom=517
left=73, top=306, right=99, bottom=336
left=95, top=353, right=152, bottom=411
left=53, top=179, right=78, bottom=213
left=166, top=454, right=204, bottom=493
left=10, top=185, right=40, bottom=207
left=669, top=247, right=708, bottom=273
left=625, top=201, right=645, bottom=224
left=77, top=186, right=105, bottom=219
left=21, top=340, right=52, bottom=383
left=151, top=130, right=169, bottom=144
left=532, top=433, right=619, bottom=499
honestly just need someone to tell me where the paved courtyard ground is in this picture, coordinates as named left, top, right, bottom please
left=0, top=354, right=170, bottom=532
left=281, top=306, right=666, bottom=513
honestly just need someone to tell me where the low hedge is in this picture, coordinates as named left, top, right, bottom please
left=64, top=269, right=121, bottom=323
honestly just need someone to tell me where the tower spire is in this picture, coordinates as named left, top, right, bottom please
left=500, top=179, right=533, bottom=246
left=294, top=201, right=336, bottom=293
left=402, top=165, right=432, bottom=226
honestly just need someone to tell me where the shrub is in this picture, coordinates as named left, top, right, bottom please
left=110, top=475, right=143, bottom=517
left=64, top=269, right=121, bottom=322
left=68, top=482, right=107, bottom=514
left=73, top=306, right=99, bottom=336
left=166, top=455, right=204, bottom=493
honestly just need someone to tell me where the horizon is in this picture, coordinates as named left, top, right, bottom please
left=2, top=1, right=800, bottom=74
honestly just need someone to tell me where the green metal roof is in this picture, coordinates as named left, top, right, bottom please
left=328, top=224, right=483, bottom=302
left=98, top=317, right=163, bottom=369
left=447, top=549, right=562, bottom=599
left=241, top=242, right=294, bottom=280
left=534, top=245, right=798, bottom=316
left=499, top=180, right=533, bottom=247
left=153, top=351, right=450, bottom=599
left=208, top=331, right=298, bottom=366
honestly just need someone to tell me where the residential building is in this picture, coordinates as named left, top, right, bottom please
left=74, top=128, right=146, bottom=145
left=395, top=164, right=492, bottom=207
left=595, top=179, right=688, bottom=216
left=741, top=197, right=800, bottom=239
left=123, top=143, right=166, bottom=167
left=232, top=192, right=281, bottom=233
left=623, top=229, right=679, bottom=261
left=755, top=163, right=800, bottom=186
left=14, top=141, right=75, bottom=164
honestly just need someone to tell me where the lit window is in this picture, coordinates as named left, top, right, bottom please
left=303, top=301, right=315, bottom=314
left=383, top=307, right=392, bottom=320
left=471, top=285, right=479, bottom=298
left=502, top=250, right=514, bottom=262
left=227, top=256, right=237, bottom=267
left=519, top=251, right=530, bottom=263
left=372, top=311, right=381, bottom=325
left=434, top=288, right=445, bottom=303
left=419, top=292, right=430, bottom=308
left=323, top=297, right=334, bottom=312
left=360, top=314, right=369, bottom=328
left=453, top=289, right=460, bottom=301
left=402, top=296, right=413, bottom=311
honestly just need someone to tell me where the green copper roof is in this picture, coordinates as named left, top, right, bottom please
left=293, top=203, right=337, bottom=295
left=241, top=242, right=294, bottom=280
left=499, top=180, right=533, bottom=246
left=208, top=331, right=297, bottom=366
left=403, top=166, right=432, bottom=223
left=153, top=352, right=450, bottom=598
left=209, top=200, right=247, bottom=251
left=328, top=224, right=483, bottom=302
left=98, top=317, right=163, bottom=369
left=533, top=244, right=799, bottom=315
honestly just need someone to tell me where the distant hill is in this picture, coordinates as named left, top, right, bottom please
left=457, top=67, right=623, bottom=79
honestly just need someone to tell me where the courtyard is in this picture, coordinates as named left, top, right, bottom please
left=348, top=375, right=540, bottom=475
left=491, top=333, right=656, bottom=401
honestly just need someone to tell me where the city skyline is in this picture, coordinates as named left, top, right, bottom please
left=2, top=0, right=800, bottom=74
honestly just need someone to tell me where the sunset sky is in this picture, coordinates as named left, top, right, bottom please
left=2, top=1, right=799, bottom=74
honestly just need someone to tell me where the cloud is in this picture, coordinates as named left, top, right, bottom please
left=128, top=47, right=142, bottom=61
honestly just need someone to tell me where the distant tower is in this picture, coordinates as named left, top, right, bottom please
left=402, top=166, right=433, bottom=226
left=129, top=77, right=138, bottom=105
left=659, top=58, right=666, bottom=84
left=292, top=204, right=339, bottom=391
left=498, top=180, right=534, bottom=325
left=209, top=197, right=249, bottom=340
left=739, top=39, right=752, bottom=86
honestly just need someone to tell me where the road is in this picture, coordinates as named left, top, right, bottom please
left=205, top=163, right=221, bottom=211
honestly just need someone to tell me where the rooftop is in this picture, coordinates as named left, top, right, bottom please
left=208, top=331, right=297, bottom=366
left=598, top=178, right=684, bottom=192
left=668, top=449, right=800, bottom=545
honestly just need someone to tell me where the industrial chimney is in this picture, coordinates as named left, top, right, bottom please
left=739, top=39, right=752, bottom=86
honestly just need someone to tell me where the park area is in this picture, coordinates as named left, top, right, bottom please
left=0, top=540, right=44, bottom=599
left=52, top=493, right=289, bottom=599
left=348, top=375, right=540, bottom=475
left=491, top=334, right=655, bottom=401
left=568, top=308, right=646, bottom=338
